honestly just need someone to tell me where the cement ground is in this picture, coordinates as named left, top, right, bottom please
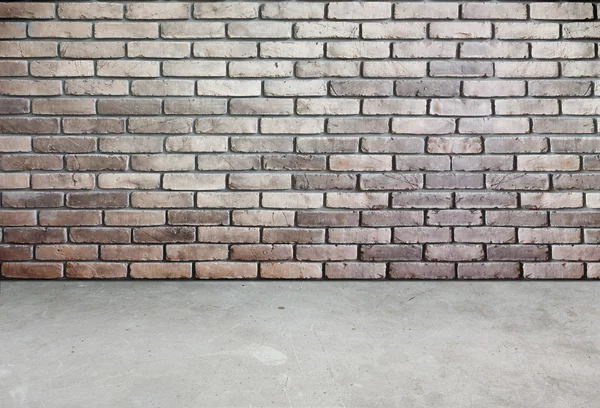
left=0, top=281, right=598, bottom=408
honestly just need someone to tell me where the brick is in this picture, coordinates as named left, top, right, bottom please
left=394, top=3, right=458, bottom=20
left=168, top=210, right=228, bottom=226
left=327, top=42, right=390, bottom=59
left=163, top=174, right=225, bottom=191
left=133, top=227, right=195, bottom=244
left=426, top=173, right=484, bottom=190
left=0, top=173, right=29, bottom=189
left=429, top=22, right=491, bottom=39
left=2, top=263, right=63, bottom=279
left=0, top=118, right=59, bottom=134
left=262, top=192, right=323, bottom=208
left=487, top=245, right=548, bottom=261
left=454, top=227, right=516, bottom=243
left=104, top=210, right=165, bottom=226
left=65, top=79, right=128, bottom=96
left=131, top=80, right=194, bottom=96
left=328, top=2, right=390, bottom=20
left=165, top=99, right=226, bottom=115
left=260, top=263, right=322, bottom=279
left=229, top=174, right=291, bottom=190
left=393, top=192, right=453, bottom=209
left=326, top=193, right=388, bottom=209
left=328, top=228, right=391, bottom=244
left=31, top=173, right=95, bottom=190
left=66, top=263, right=127, bottom=279
left=131, top=192, right=194, bottom=208
left=262, top=3, right=324, bottom=20
left=0, top=61, right=27, bottom=77
left=32, top=98, right=95, bottom=115
left=194, top=3, right=258, bottom=19
left=360, top=173, right=422, bottom=191
left=297, top=211, right=359, bottom=227
left=361, top=245, right=422, bottom=261
left=0, top=210, right=36, bottom=226
left=486, top=211, right=548, bottom=227
left=95, top=22, right=158, bottom=39
left=3, top=192, right=63, bottom=208
left=166, top=244, right=228, bottom=261
left=126, top=3, right=189, bottom=20
left=227, top=22, right=292, bottom=38
left=4, top=227, right=66, bottom=244
left=460, top=42, right=528, bottom=59
left=459, top=118, right=529, bottom=134
left=453, top=156, right=513, bottom=172
left=58, top=3, right=123, bottom=20
left=394, top=227, right=451, bottom=244
left=364, top=23, right=426, bottom=39
left=197, top=227, right=259, bottom=243
left=523, top=263, right=584, bottom=280
left=67, top=192, right=128, bottom=209
left=363, top=62, right=425, bottom=78
left=164, top=61, right=225, bottom=77
left=462, top=3, right=526, bottom=20
left=230, top=244, right=293, bottom=261
left=130, top=263, right=192, bottom=279
left=430, top=61, right=493, bottom=78
left=36, top=245, right=97, bottom=261
left=261, top=41, right=323, bottom=58
left=0, top=245, right=33, bottom=261
left=0, top=80, right=60, bottom=96
left=1, top=154, right=62, bottom=171
left=98, top=174, right=160, bottom=189
left=294, top=174, right=356, bottom=190
left=328, top=118, right=388, bottom=134
left=0, top=136, right=30, bottom=152
left=392, top=42, right=455, bottom=59
left=485, top=137, right=547, bottom=154
left=296, top=245, right=356, bottom=261
left=229, top=61, right=293, bottom=77
left=70, top=227, right=130, bottom=244
left=230, top=98, right=293, bottom=115
left=195, top=262, right=257, bottom=279
left=458, top=263, right=520, bottom=280
left=397, top=155, right=451, bottom=171
left=487, top=174, right=549, bottom=191
left=425, top=244, right=484, bottom=262
left=552, top=246, right=600, bottom=262
left=495, top=23, right=559, bottom=40
left=232, top=210, right=294, bottom=227
left=0, top=23, right=25, bottom=38
left=563, top=23, right=600, bottom=39
left=463, top=81, right=526, bottom=97
left=530, top=3, right=593, bottom=20
left=496, top=62, right=559, bottom=78
left=161, top=22, right=224, bottom=39
left=519, top=228, right=580, bottom=244
left=390, top=262, right=454, bottom=279
left=496, top=99, right=559, bottom=116
left=198, top=154, right=258, bottom=170
left=532, top=42, right=594, bottom=59
left=0, top=41, right=56, bottom=58
left=29, top=22, right=91, bottom=38
left=294, top=22, right=359, bottom=39
left=427, top=210, right=482, bottom=226
left=263, top=228, right=325, bottom=244
left=101, top=245, right=162, bottom=261
left=455, top=192, right=517, bottom=209
left=194, top=42, right=257, bottom=58
left=63, top=118, right=124, bottom=134
left=296, top=61, right=360, bottom=77
left=128, top=42, right=190, bottom=59
left=34, top=137, right=94, bottom=154
left=325, top=262, right=386, bottom=279
left=196, top=118, right=257, bottom=134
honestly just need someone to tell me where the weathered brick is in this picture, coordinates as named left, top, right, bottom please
left=425, top=244, right=484, bottom=262
left=2, top=263, right=63, bottom=279
left=325, top=262, right=386, bottom=279
left=166, top=244, right=228, bottom=261
left=230, top=244, right=293, bottom=261
left=261, top=263, right=322, bottom=279
left=66, top=263, right=127, bottom=279
left=523, top=263, right=584, bottom=280
left=130, top=263, right=192, bottom=279
left=58, top=3, right=123, bottom=20
left=195, top=262, right=257, bottom=279
left=390, top=262, right=454, bottom=280
left=101, top=245, right=163, bottom=261
left=458, top=263, right=520, bottom=280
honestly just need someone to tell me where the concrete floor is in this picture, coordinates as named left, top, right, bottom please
left=0, top=282, right=598, bottom=408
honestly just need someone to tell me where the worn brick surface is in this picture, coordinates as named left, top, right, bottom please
left=0, top=1, right=597, bottom=279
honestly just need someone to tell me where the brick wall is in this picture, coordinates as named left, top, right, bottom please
left=0, top=1, right=598, bottom=279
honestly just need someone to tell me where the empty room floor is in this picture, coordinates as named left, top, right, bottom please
left=1, top=281, right=598, bottom=408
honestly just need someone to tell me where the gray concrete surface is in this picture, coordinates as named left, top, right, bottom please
left=0, top=281, right=598, bottom=408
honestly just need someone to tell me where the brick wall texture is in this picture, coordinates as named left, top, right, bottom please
left=0, top=1, right=599, bottom=279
